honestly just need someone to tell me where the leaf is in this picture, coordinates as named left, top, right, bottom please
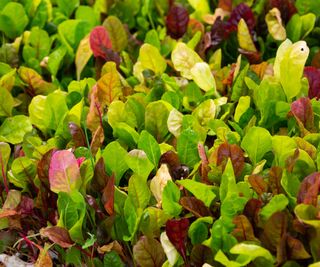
left=248, top=174, right=268, bottom=195
left=76, top=34, right=92, bottom=81
left=165, top=218, right=189, bottom=262
left=102, top=174, right=115, bottom=215
left=150, top=164, right=172, bottom=205
left=297, top=172, right=320, bottom=206
left=49, top=150, right=81, bottom=193
left=102, top=141, right=129, bottom=185
left=270, top=0, right=297, bottom=23
left=0, top=142, right=10, bottom=185
left=160, top=232, right=181, bottom=266
left=0, top=2, right=29, bottom=39
left=190, top=62, right=216, bottom=92
left=291, top=97, right=314, bottom=132
left=241, top=126, right=272, bottom=165
left=188, top=217, right=213, bottom=245
left=138, top=44, right=167, bottom=75
left=237, top=18, right=256, bottom=52
left=35, top=245, right=53, bottom=267
left=190, top=244, right=214, bottom=266
left=133, top=236, right=166, bottom=267
left=215, top=142, right=245, bottom=177
left=57, top=0, right=79, bottom=17
left=287, top=234, right=311, bottom=260
left=171, top=42, right=203, bottom=79
left=40, top=226, right=74, bottom=248
left=226, top=3, right=255, bottom=34
left=177, top=129, right=201, bottom=167
left=231, top=215, right=257, bottom=242
left=166, top=5, right=189, bottom=39
left=103, top=16, right=128, bottom=52
left=265, top=8, right=286, bottom=41
left=179, top=196, right=211, bottom=218
left=103, top=251, right=124, bottom=267
left=304, top=66, right=320, bottom=99
left=0, top=115, right=32, bottom=144
left=125, top=149, right=154, bottom=179
left=260, top=194, right=289, bottom=222
left=145, top=100, right=173, bottom=142
left=138, top=130, right=161, bottom=167
left=177, top=179, right=216, bottom=207
left=162, top=180, right=182, bottom=217
left=220, top=159, right=237, bottom=203
left=214, top=250, right=241, bottom=267
left=0, top=87, right=14, bottom=116
left=230, top=243, right=275, bottom=264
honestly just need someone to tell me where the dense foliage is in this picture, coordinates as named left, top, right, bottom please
left=0, top=0, right=320, bottom=266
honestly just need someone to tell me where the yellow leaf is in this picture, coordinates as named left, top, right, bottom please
left=97, top=68, right=122, bottom=106
left=138, top=44, right=167, bottom=75
left=171, top=42, right=203, bottom=79
left=265, top=8, right=286, bottom=41
left=0, top=69, right=16, bottom=91
left=150, top=164, right=172, bottom=206
left=75, top=34, right=93, bottom=81
left=237, top=18, right=257, bottom=52
left=35, top=244, right=53, bottom=267
left=190, top=62, right=216, bottom=92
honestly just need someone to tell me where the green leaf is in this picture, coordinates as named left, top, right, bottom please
left=0, top=142, right=10, bottom=182
left=220, top=159, right=237, bottom=203
left=295, top=0, right=320, bottom=16
left=171, top=42, right=203, bottom=79
left=140, top=207, right=171, bottom=237
left=192, top=99, right=217, bottom=128
left=125, top=149, right=154, bottom=179
left=177, top=179, right=216, bottom=207
left=190, top=62, right=216, bottom=92
left=113, top=123, right=140, bottom=148
left=47, top=45, right=67, bottom=77
left=187, top=0, right=210, bottom=21
left=241, top=126, right=272, bottom=165
left=162, top=180, right=182, bottom=217
left=0, top=87, right=14, bottom=117
left=103, top=16, right=128, bottom=52
left=260, top=194, right=289, bottom=222
left=138, top=44, right=167, bottom=75
left=138, top=130, right=161, bottom=167
left=230, top=243, right=275, bottom=264
left=102, top=141, right=129, bottom=185
left=177, top=129, right=201, bottom=167
left=57, top=0, right=79, bottom=18
left=104, top=251, right=124, bottom=267
left=214, top=250, right=242, bottom=267
left=145, top=100, right=173, bottom=142
left=75, top=6, right=98, bottom=27
left=7, top=157, right=36, bottom=189
left=57, top=191, right=86, bottom=243
left=0, top=115, right=32, bottom=144
left=0, top=2, right=29, bottom=39
left=188, top=217, right=213, bottom=245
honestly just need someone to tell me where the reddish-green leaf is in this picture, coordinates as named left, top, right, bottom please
left=297, top=172, right=320, bottom=206
left=89, top=26, right=112, bottom=59
left=48, top=150, right=81, bottom=193
left=248, top=174, right=268, bottom=195
left=40, top=226, right=74, bottom=248
left=232, top=215, right=258, bottom=242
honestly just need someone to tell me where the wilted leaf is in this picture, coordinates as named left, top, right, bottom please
left=166, top=5, right=189, bottom=39
left=133, top=236, right=166, bottom=267
left=75, top=34, right=92, bottom=81
left=165, top=218, right=189, bottom=262
left=49, top=150, right=81, bottom=193
left=103, top=16, right=128, bottom=52
left=89, top=26, right=112, bottom=59
left=40, top=226, right=74, bottom=248
left=265, top=8, right=286, bottom=41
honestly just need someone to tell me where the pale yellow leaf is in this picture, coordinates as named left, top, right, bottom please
left=75, top=34, right=93, bottom=81
left=237, top=18, right=257, bottom=52
left=265, top=8, right=286, bottom=41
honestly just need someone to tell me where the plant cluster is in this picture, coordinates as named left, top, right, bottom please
left=0, top=0, right=320, bottom=266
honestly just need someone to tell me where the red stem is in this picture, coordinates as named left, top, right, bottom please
left=94, top=101, right=104, bottom=130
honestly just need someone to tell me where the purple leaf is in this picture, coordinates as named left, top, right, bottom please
left=49, top=150, right=81, bottom=194
left=304, top=66, right=320, bottom=99
left=166, top=5, right=189, bottom=39
left=290, top=97, right=314, bottom=132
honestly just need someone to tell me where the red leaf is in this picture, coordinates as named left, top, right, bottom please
left=304, top=66, right=320, bottom=100
left=231, top=215, right=258, bottom=242
left=297, top=172, right=320, bottom=206
left=89, top=26, right=112, bottom=59
left=165, top=218, right=189, bottom=262
left=268, top=166, right=284, bottom=195
left=286, top=234, right=311, bottom=260
left=215, top=142, right=245, bottom=177
left=68, top=122, right=87, bottom=148
left=179, top=196, right=211, bottom=218
left=90, top=125, right=105, bottom=156
left=102, top=174, right=115, bottom=216
left=243, top=198, right=263, bottom=225
left=226, top=3, right=256, bottom=35
left=269, top=0, right=297, bottom=23
left=248, top=174, right=268, bottom=196
left=40, top=226, right=74, bottom=248
left=290, top=97, right=314, bottom=132
left=209, top=17, right=228, bottom=50
left=166, top=5, right=189, bottom=39
left=159, top=151, right=189, bottom=180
